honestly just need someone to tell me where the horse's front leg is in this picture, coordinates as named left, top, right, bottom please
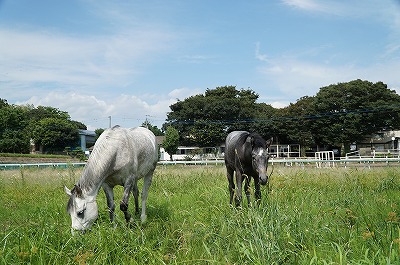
left=244, top=175, right=251, bottom=206
left=120, top=178, right=134, bottom=223
left=102, top=184, right=115, bottom=224
left=254, top=177, right=261, bottom=206
left=235, top=169, right=243, bottom=207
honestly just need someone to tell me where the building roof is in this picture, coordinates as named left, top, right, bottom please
left=78, top=130, right=96, bottom=137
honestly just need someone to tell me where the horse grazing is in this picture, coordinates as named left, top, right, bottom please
left=224, top=131, right=272, bottom=207
left=64, top=126, right=158, bottom=233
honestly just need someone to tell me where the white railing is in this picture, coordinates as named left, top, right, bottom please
left=1, top=156, right=400, bottom=170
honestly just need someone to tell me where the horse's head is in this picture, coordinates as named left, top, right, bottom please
left=65, top=185, right=98, bottom=233
left=250, top=136, right=273, bottom=185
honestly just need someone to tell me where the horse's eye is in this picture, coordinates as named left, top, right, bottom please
left=77, top=209, right=85, bottom=218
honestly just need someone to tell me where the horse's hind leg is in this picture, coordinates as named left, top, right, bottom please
left=132, top=180, right=139, bottom=214
left=120, top=178, right=134, bottom=223
left=226, top=167, right=235, bottom=204
left=140, top=173, right=153, bottom=223
left=102, top=184, right=115, bottom=224
left=235, top=170, right=243, bottom=207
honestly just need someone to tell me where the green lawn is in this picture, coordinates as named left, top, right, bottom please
left=1, top=165, right=399, bottom=264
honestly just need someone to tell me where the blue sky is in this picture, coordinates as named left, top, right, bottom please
left=1, top=0, right=400, bottom=130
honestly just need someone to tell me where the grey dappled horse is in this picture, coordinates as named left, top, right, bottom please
left=224, top=131, right=272, bottom=206
left=65, top=126, right=158, bottom=233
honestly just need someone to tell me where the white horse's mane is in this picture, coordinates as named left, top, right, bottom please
left=77, top=126, right=121, bottom=193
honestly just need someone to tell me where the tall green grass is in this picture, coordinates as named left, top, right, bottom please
left=1, top=165, right=399, bottom=264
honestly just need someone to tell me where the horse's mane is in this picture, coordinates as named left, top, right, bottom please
left=77, top=126, right=121, bottom=193
left=248, top=132, right=267, bottom=148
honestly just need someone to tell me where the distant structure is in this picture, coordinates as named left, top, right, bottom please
left=78, top=130, right=96, bottom=152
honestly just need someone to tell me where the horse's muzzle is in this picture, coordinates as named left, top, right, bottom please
left=259, top=175, right=268, bottom=185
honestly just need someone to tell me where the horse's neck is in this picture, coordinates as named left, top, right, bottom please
left=78, top=155, right=115, bottom=196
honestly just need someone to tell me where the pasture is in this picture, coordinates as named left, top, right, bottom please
left=1, top=165, right=399, bottom=264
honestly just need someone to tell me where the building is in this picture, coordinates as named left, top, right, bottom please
left=78, top=130, right=97, bottom=152
left=357, top=130, right=400, bottom=156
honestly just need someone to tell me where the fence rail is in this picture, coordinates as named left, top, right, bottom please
left=1, top=156, right=400, bottom=170
left=0, top=162, right=86, bottom=170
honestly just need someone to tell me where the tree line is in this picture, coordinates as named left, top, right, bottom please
left=2, top=79, right=400, bottom=155
left=164, top=79, right=400, bottom=155
left=0, top=99, right=86, bottom=153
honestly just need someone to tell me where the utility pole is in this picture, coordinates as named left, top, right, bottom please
left=108, top=116, right=112, bottom=128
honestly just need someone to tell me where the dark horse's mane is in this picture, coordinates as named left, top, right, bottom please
left=248, top=132, right=267, bottom=148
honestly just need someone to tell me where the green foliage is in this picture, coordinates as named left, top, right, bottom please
left=163, top=126, right=179, bottom=161
left=0, top=100, right=83, bottom=154
left=165, top=81, right=400, bottom=150
left=0, top=98, right=8, bottom=108
left=32, top=118, right=79, bottom=152
left=0, top=166, right=399, bottom=264
left=166, top=86, right=262, bottom=146
left=95, top=128, right=105, bottom=141
left=309, top=79, right=400, bottom=151
left=141, top=120, right=164, bottom=136
left=64, top=147, right=87, bottom=161
left=0, top=103, right=30, bottom=153
left=26, top=105, right=71, bottom=121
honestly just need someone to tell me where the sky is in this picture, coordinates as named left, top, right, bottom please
left=1, top=0, right=400, bottom=130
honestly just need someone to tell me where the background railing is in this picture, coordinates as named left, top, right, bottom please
left=2, top=156, right=400, bottom=170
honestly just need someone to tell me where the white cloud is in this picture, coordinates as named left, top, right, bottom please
left=16, top=90, right=186, bottom=130
left=257, top=57, right=400, bottom=102
left=281, top=0, right=323, bottom=12
left=282, top=0, right=400, bottom=22
left=255, top=42, right=269, bottom=62
left=0, top=26, right=176, bottom=93
left=168, top=87, right=203, bottom=100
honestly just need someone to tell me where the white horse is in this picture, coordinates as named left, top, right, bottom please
left=65, top=126, right=158, bottom=233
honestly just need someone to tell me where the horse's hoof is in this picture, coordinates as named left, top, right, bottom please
left=140, top=214, right=147, bottom=223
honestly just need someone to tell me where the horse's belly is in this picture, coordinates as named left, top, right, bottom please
left=104, top=173, right=129, bottom=187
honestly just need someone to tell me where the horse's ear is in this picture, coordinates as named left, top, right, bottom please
left=266, top=137, right=273, bottom=147
left=73, top=185, right=83, bottom=197
left=246, top=135, right=254, bottom=147
left=251, top=136, right=255, bottom=147
left=64, top=186, right=72, bottom=196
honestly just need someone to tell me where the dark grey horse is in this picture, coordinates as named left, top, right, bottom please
left=224, top=131, right=272, bottom=206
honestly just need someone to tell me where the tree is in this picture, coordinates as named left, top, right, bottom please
left=165, top=86, right=260, bottom=146
left=0, top=98, right=8, bottom=109
left=308, top=79, right=400, bottom=153
left=95, top=128, right=105, bottom=141
left=163, top=126, right=179, bottom=161
left=27, top=105, right=71, bottom=122
left=0, top=100, right=88, bottom=154
left=0, top=104, right=30, bottom=153
left=247, top=102, right=278, bottom=142
left=141, top=120, right=163, bottom=136
left=32, top=118, right=79, bottom=153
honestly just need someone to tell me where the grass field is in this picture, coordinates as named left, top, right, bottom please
left=1, top=165, right=400, bottom=264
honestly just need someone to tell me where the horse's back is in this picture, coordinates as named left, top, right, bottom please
left=128, top=127, right=158, bottom=166
left=105, top=126, right=156, bottom=154
left=224, top=131, right=249, bottom=169
left=226, top=131, right=248, bottom=145
left=98, top=126, right=157, bottom=175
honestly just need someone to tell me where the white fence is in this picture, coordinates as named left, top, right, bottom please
left=1, top=156, right=400, bottom=170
